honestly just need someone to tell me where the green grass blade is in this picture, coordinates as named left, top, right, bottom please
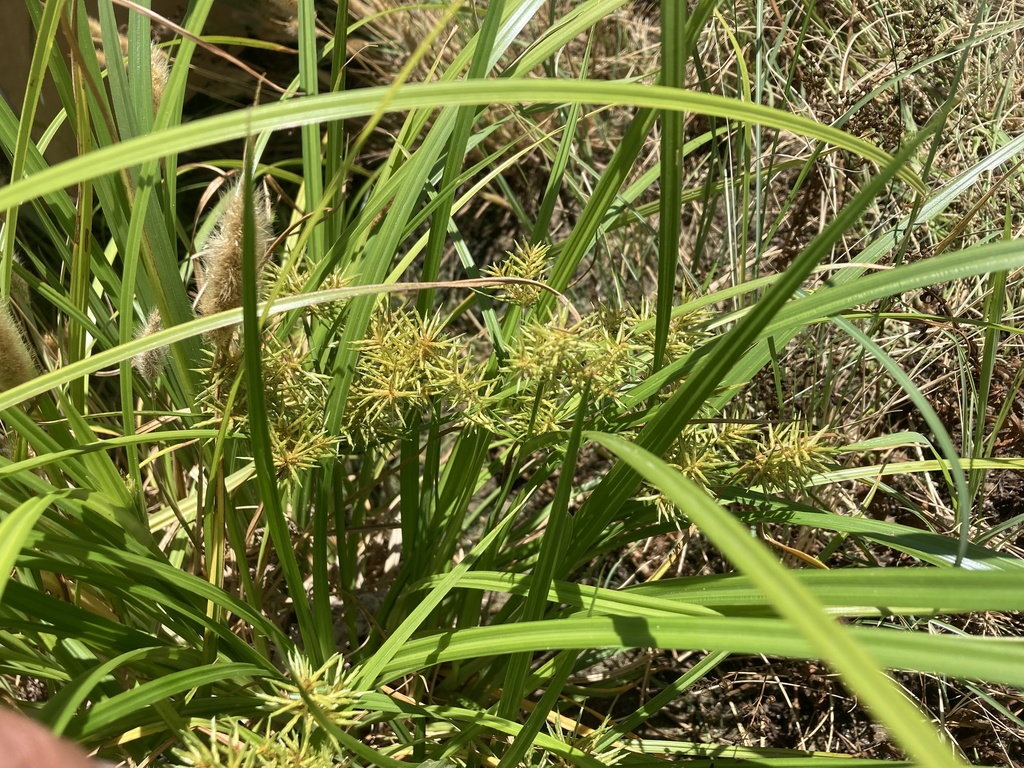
left=565, top=102, right=942, bottom=571
left=588, top=431, right=963, bottom=768
left=40, top=646, right=160, bottom=735
left=380, top=613, right=1024, bottom=691
left=653, top=0, right=687, bottom=371
left=0, top=80, right=924, bottom=212
left=497, top=382, right=589, bottom=742
left=353, top=503, right=520, bottom=690
left=829, top=316, right=969, bottom=565
left=419, top=568, right=1024, bottom=617
left=0, top=495, right=53, bottom=605
left=722, top=489, right=1024, bottom=571
left=66, top=662, right=271, bottom=740
left=238, top=158, right=322, bottom=664
left=417, top=0, right=508, bottom=314
left=1, top=0, right=66, bottom=296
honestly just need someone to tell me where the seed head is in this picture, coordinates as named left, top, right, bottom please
left=482, top=241, right=550, bottom=307
left=194, top=181, right=275, bottom=348
left=345, top=307, right=481, bottom=441
left=149, top=46, right=171, bottom=110
left=131, top=308, right=167, bottom=385
left=736, top=423, right=836, bottom=495
left=0, top=301, right=37, bottom=392
left=88, top=17, right=172, bottom=112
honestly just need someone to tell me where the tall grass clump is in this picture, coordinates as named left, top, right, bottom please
left=1, top=0, right=1023, bottom=766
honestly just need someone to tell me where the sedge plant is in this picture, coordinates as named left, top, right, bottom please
left=0, top=0, right=1023, bottom=766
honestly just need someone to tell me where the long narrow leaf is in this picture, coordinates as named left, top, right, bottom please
left=0, top=80, right=924, bottom=213
left=588, top=432, right=963, bottom=768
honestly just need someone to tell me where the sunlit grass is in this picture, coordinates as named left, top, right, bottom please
left=0, top=0, right=1022, bottom=766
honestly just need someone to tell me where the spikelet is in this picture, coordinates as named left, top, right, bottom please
left=482, top=242, right=550, bottom=308
left=0, top=301, right=37, bottom=392
left=88, top=17, right=171, bottom=111
left=10, top=257, right=30, bottom=316
left=132, top=308, right=167, bottom=385
left=194, top=181, right=275, bottom=348
left=149, top=46, right=171, bottom=110
left=88, top=17, right=112, bottom=67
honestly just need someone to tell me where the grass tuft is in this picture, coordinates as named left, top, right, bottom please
left=0, top=1, right=1022, bottom=765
